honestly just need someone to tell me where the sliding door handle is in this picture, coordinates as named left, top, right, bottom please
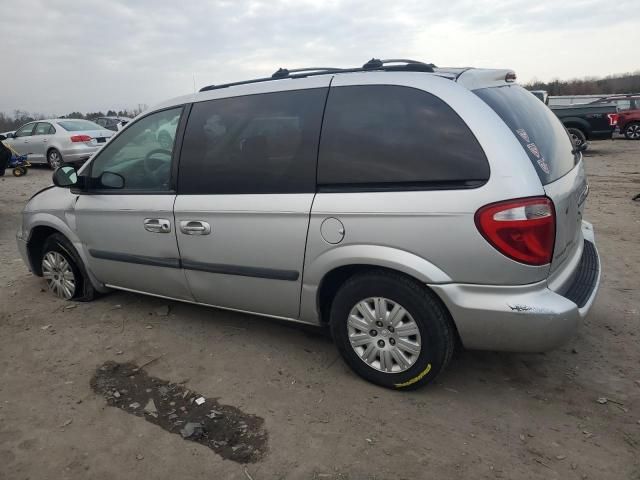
left=180, top=220, right=211, bottom=235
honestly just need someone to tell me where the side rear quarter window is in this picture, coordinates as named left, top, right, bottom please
left=178, top=88, right=328, bottom=194
left=317, top=85, right=489, bottom=189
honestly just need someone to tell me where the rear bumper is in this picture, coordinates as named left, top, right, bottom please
left=431, top=222, right=600, bottom=353
left=61, top=145, right=102, bottom=164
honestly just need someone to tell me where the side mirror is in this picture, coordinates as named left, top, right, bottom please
left=99, top=171, right=125, bottom=189
left=5, top=133, right=15, bottom=139
left=52, top=165, right=79, bottom=188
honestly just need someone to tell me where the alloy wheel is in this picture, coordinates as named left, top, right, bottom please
left=347, top=297, right=422, bottom=373
left=42, top=251, right=76, bottom=299
left=48, top=150, right=62, bottom=169
left=627, top=124, right=640, bottom=140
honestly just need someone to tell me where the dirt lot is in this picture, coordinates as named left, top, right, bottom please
left=1, top=140, right=639, bottom=480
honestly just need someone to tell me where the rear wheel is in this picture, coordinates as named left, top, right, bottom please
left=624, top=122, right=640, bottom=140
left=567, top=128, right=587, bottom=149
left=329, top=270, right=455, bottom=390
left=41, top=233, right=96, bottom=301
left=47, top=149, right=63, bottom=169
left=12, top=167, right=25, bottom=177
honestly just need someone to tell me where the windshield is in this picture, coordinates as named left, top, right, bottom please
left=58, top=120, right=103, bottom=131
left=474, top=85, right=575, bottom=184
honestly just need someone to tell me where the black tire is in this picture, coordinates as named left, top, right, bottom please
left=42, top=233, right=96, bottom=302
left=12, top=167, right=24, bottom=177
left=329, top=270, right=455, bottom=390
left=624, top=122, right=640, bottom=140
left=567, top=128, right=587, bottom=149
left=47, top=148, right=63, bottom=170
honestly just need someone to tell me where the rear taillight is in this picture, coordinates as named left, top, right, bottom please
left=475, top=197, right=556, bottom=266
left=70, top=134, right=92, bottom=143
left=607, top=113, right=618, bottom=126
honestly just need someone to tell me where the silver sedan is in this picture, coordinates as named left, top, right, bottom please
left=4, top=119, right=114, bottom=168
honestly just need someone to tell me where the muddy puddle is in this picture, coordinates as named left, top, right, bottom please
left=91, top=361, right=268, bottom=463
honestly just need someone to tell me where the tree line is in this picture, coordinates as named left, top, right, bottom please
left=524, top=71, right=640, bottom=96
left=0, top=105, right=147, bottom=132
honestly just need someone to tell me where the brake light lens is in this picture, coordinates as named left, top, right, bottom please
left=475, top=197, right=555, bottom=266
left=70, top=134, right=92, bottom=143
left=607, top=113, right=618, bottom=126
left=505, top=72, right=517, bottom=82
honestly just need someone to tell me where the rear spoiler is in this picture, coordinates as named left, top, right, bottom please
left=435, top=67, right=517, bottom=90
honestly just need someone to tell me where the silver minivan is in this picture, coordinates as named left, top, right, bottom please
left=16, top=60, right=600, bottom=389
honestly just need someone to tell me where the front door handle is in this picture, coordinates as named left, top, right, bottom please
left=144, top=218, right=171, bottom=233
left=180, top=220, right=211, bottom=235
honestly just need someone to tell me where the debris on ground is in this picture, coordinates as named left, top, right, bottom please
left=180, top=422, right=204, bottom=439
left=136, top=454, right=144, bottom=461
left=596, top=397, right=608, bottom=404
left=59, top=419, right=72, bottom=428
left=155, top=305, right=171, bottom=316
left=90, top=361, right=267, bottom=463
left=144, top=399, right=158, bottom=417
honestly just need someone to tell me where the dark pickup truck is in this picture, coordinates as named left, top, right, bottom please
left=550, top=104, right=617, bottom=148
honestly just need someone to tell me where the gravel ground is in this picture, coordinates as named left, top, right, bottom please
left=1, top=140, right=639, bottom=480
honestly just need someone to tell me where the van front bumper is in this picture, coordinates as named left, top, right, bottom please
left=431, top=222, right=600, bottom=353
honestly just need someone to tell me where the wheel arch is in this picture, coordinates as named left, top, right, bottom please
left=25, top=216, right=106, bottom=292
left=299, top=244, right=452, bottom=325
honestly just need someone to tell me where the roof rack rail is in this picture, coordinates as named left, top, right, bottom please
left=199, top=58, right=437, bottom=92
left=271, top=67, right=345, bottom=79
left=362, top=58, right=436, bottom=72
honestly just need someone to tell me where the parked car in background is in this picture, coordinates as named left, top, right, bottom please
left=17, top=60, right=600, bottom=390
left=550, top=104, right=617, bottom=148
left=3, top=119, right=114, bottom=168
left=530, top=90, right=549, bottom=104
left=94, top=116, right=132, bottom=132
left=587, top=94, right=640, bottom=112
left=617, top=108, right=640, bottom=140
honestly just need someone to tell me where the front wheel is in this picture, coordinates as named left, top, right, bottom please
left=41, top=233, right=96, bottom=301
left=624, top=122, right=640, bottom=140
left=330, top=270, right=456, bottom=390
left=12, top=167, right=26, bottom=177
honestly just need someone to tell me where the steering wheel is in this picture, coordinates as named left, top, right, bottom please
left=143, top=148, right=172, bottom=185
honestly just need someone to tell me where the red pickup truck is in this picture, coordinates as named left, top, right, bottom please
left=617, top=109, right=640, bottom=140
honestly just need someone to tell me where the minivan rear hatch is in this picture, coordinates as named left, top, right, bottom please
left=474, top=84, right=587, bottom=273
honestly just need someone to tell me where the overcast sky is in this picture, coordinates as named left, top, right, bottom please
left=2, top=0, right=639, bottom=115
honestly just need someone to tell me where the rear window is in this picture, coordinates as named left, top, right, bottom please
left=58, top=120, right=102, bottom=131
left=318, top=85, right=489, bottom=189
left=474, top=85, right=574, bottom=184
